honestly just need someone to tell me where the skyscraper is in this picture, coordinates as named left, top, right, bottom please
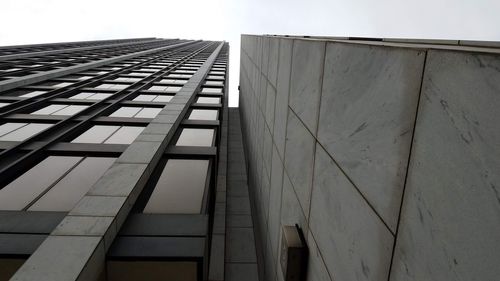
left=0, top=38, right=229, bottom=281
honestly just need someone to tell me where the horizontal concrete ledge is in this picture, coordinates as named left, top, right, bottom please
left=243, top=34, right=500, bottom=54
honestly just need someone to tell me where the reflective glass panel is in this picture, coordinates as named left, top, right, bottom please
left=31, top=104, right=67, bottom=115
left=0, top=156, right=82, bottom=210
left=176, top=129, right=214, bottom=146
left=104, top=126, right=144, bottom=144
left=0, top=123, right=27, bottom=137
left=135, top=108, right=162, bottom=118
left=71, top=125, right=119, bottom=143
left=188, top=109, right=218, bottom=120
left=29, top=157, right=116, bottom=211
left=152, top=95, right=172, bottom=102
left=0, top=123, right=52, bottom=141
left=201, top=88, right=222, bottom=94
left=143, top=159, right=209, bottom=214
left=0, top=102, right=10, bottom=108
left=20, top=91, right=46, bottom=98
left=133, top=95, right=155, bottom=102
left=110, top=107, right=141, bottom=118
left=51, top=105, right=88, bottom=116
left=196, top=97, right=220, bottom=104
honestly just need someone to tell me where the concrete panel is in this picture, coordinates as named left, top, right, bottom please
left=265, top=83, right=276, bottom=132
left=267, top=145, right=284, bottom=260
left=268, top=38, right=280, bottom=88
left=317, top=42, right=425, bottom=231
left=11, top=236, right=104, bottom=281
left=306, top=232, right=333, bottom=281
left=273, top=39, right=293, bottom=159
left=390, top=50, right=500, bottom=281
left=284, top=110, right=315, bottom=216
left=289, top=39, right=325, bottom=133
left=309, top=144, right=393, bottom=281
left=280, top=174, right=307, bottom=232
left=226, top=228, right=257, bottom=263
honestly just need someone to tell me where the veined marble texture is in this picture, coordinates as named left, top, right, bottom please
left=317, top=42, right=425, bottom=231
left=310, top=144, right=394, bottom=281
left=391, top=50, right=500, bottom=281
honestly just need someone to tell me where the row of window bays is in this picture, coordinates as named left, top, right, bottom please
left=0, top=39, right=185, bottom=82
left=0, top=54, right=228, bottom=218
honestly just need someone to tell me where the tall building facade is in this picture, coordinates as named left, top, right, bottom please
left=0, top=38, right=230, bottom=281
left=239, top=35, right=500, bottom=281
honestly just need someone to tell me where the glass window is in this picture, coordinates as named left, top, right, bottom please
left=20, top=90, right=47, bottom=98
left=70, top=92, right=93, bottom=99
left=110, top=107, right=142, bottom=118
left=135, top=108, right=162, bottom=118
left=188, top=109, right=218, bottom=120
left=133, top=95, right=155, bottom=102
left=31, top=104, right=67, bottom=115
left=176, top=128, right=214, bottom=146
left=205, top=80, right=223, bottom=86
left=197, top=97, right=220, bottom=104
left=201, top=88, right=222, bottom=94
left=152, top=95, right=173, bottom=102
left=149, top=85, right=168, bottom=91
left=87, top=93, right=112, bottom=100
left=71, top=125, right=120, bottom=144
left=0, top=123, right=52, bottom=141
left=29, top=157, right=116, bottom=211
left=143, top=159, right=209, bottom=214
left=53, top=82, right=73, bottom=88
left=0, top=123, right=27, bottom=137
left=0, top=156, right=82, bottom=210
left=0, top=102, right=9, bottom=108
left=32, top=105, right=88, bottom=116
left=96, top=84, right=128, bottom=90
left=104, top=126, right=144, bottom=144
left=52, top=105, right=87, bottom=116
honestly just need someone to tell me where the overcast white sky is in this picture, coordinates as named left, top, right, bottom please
left=1, top=0, right=500, bottom=106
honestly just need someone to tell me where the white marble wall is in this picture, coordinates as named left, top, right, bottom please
left=239, top=35, right=500, bottom=281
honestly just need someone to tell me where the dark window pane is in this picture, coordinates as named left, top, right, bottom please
left=104, top=126, right=144, bottom=144
left=0, top=156, right=82, bottom=210
left=29, top=157, right=116, bottom=211
left=143, top=159, right=209, bottom=214
left=176, top=128, right=214, bottom=146
left=71, top=125, right=120, bottom=144
left=0, top=123, right=52, bottom=141
left=135, top=108, right=161, bottom=118
left=188, top=109, right=218, bottom=120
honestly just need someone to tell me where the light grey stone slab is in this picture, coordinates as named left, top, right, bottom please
left=69, top=196, right=127, bottom=217
left=142, top=122, right=174, bottom=135
left=261, top=37, right=270, bottom=77
left=151, top=114, right=178, bottom=124
left=52, top=216, right=116, bottom=251
left=227, top=197, right=251, bottom=215
left=265, top=83, right=276, bottom=132
left=273, top=39, right=293, bottom=160
left=53, top=216, right=113, bottom=236
left=263, top=125, right=273, bottom=180
left=226, top=263, right=259, bottom=281
left=87, top=163, right=148, bottom=197
left=309, top=144, right=393, bottom=281
left=268, top=38, right=280, bottom=88
left=226, top=228, right=257, bottom=263
left=289, top=39, right=325, bottom=133
left=11, top=235, right=103, bottom=281
left=268, top=144, right=284, bottom=259
left=306, top=231, right=333, bottom=281
left=317, top=42, right=425, bottom=231
left=280, top=174, right=307, bottom=232
left=227, top=215, right=253, bottom=228
left=283, top=110, right=315, bottom=216
left=390, top=50, right=500, bottom=281
left=134, top=133, right=167, bottom=142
